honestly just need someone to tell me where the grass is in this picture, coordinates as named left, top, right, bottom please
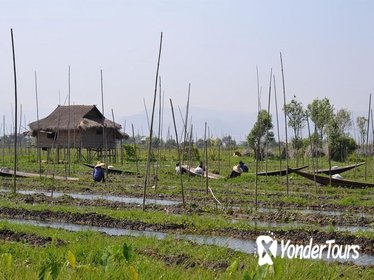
left=0, top=149, right=373, bottom=278
left=0, top=221, right=373, bottom=279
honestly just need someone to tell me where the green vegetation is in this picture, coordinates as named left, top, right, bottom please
left=0, top=132, right=373, bottom=279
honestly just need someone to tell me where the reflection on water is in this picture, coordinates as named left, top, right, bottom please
left=2, top=218, right=373, bottom=266
left=0, top=189, right=180, bottom=206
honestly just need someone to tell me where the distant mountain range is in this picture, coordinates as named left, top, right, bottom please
left=119, top=107, right=258, bottom=142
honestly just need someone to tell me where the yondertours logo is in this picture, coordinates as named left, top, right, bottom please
left=256, top=235, right=360, bottom=266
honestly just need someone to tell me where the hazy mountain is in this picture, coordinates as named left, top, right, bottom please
left=119, top=107, right=258, bottom=142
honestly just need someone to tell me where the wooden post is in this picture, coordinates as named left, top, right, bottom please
left=273, top=75, right=282, bottom=176
left=204, top=122, right=209, bottom=195
left=170, top=99, right=185, bottom=206
left=365, top=94, right=371, bottom=180
left=142, top=32, right=163, bottom=210
left=306, top=112, right=317, bottom=192
left=265, top=68, right=272, bottom=182
left=280, top=52, right=289, bottom=195
left=11, top=28, right=18, bottom=194
left=67, top=66, right=71, bottom=176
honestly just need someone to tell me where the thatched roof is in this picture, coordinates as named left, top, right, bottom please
left=29, top=105, right=128, bottom=139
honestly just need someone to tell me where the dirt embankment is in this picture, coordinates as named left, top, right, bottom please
left=0, top=228, right=65, bottom=246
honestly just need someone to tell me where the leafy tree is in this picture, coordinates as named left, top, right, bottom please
left=356, top=116, right=368, bottom=145
left=335, top=109, right=352, bottom=135
left=307, top=98, right=334, bottom=140
left=284, top=98, right=306, bottom=165
left=327, top=116, right=357, bottom=161
left=247, top=110, right=274, bottom=159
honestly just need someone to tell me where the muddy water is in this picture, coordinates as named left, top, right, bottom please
left=2, top=218, right=373, bottom=266
left=0, top=189, right=180, bottom=206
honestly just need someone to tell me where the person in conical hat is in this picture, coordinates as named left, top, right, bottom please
left=93, top=161, right=105, bottom=182
left=229, top=164, right=242, bottom=178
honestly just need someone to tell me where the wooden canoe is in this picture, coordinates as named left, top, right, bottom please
left=315, top=162, right=365, bottom=175
left=257, top=165, right=308, bottom=176
left=289, top=167, right=374, bottom=188
left=0, top=168, right=79, bottom=181
left=181, top=165, right=223, bottom=179
left=83, top=163, right=136, bottom=175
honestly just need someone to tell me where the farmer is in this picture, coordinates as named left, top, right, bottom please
left=194, top=162, right=204, bottom=175
left=229, top=164, right=242, bottom=178
left=239, top=161, right=249, bottom=172
left=175, top=162, right=187, bottom=174
left=93, top=161, right=105, bottom=182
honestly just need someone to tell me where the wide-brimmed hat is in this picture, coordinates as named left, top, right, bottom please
left=233, top=165, right=242, bottom=173
left=95, top=161, right=105, bottom=168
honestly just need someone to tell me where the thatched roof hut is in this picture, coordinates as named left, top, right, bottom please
left=29, top=105, right=128, bottom=149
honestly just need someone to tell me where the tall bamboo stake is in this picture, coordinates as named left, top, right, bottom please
left=306, top=111, right=317, bottom=192
left=67, top=66, right=71, bottom=176
left=371, top=109, right=374, bottom=170
left=100, top=70, right=108, bottom=179
left=280, top=52, right=289, bottom=195
left=132, top=124, right=139, bottom=174
left=34, top=71, right=42, bottom=177
left=2, top=116, right=5, bottom=165
left=254, top=66, right=261, bottom=210
left=142, top=32, right=163, bottom=210
left=11, top=28, right=18, bottom=194
left=143, top=98, right=151, bottom=132
left=111, top=109, right=117, bottom=163
left=188, top=124, right=193, bottom=176
left=265, top=68, right=272, bottom=182
left=182, top=83, right=191, bottom=164
left=155, top=76, right=162, bottom=191
left=365, top=94, right=371, bottom=180
left=170, top=99, right=185, bottom=206
left=204, top=122, right=209, bottom=195
left=273, top=75, right=282, bottom=176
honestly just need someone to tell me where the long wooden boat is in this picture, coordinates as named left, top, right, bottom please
left=181, top=165, right=223, bottom=179
left=289, top=167, right=374, bottom=188
left=257, top=165, right=308, bottom=176
left=0, top=168, right=79, bottom=181
left=315, top=162, right=365, bottom=175
left=83, top=163, right=136, bottom=175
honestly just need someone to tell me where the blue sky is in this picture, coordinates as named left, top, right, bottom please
left=0, top=0, right=373, bottom=141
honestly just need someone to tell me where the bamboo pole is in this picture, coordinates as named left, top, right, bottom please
left=132, top=124, right=139, bottom=174
left=365, top=94, right=371, bottom=180
left=181, top=83, right=191, bottom=164
left=280, top=52, right=289, bottom=195
left=204, top=122, right=209, bottom=195
left=10, top=28, right=18, bottom=194
left=34, top=71, right=42, bottom=177
left=265, top=68, right=272, bottom=182
left=154, top=76, right=162, bottom=191
left=67, top=66, right=71, bottom=176
left=143, top=98, right=150, bottom=132
left=111, top=109, right=117, bottom=163
left=142, top=32, right=163, bottom=210
left=254, top=65, right=261, bottom=211
left=273, top=75, right=282, bottom=176
left=2, top=116, right=5, bottom=165
left=170, top=99, right=185, bottom=206
left=306, top=111, right=317, bottom=192
left=188, top=124, right=193, bottom=176
left=100, top=70, right=108, bottom=180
